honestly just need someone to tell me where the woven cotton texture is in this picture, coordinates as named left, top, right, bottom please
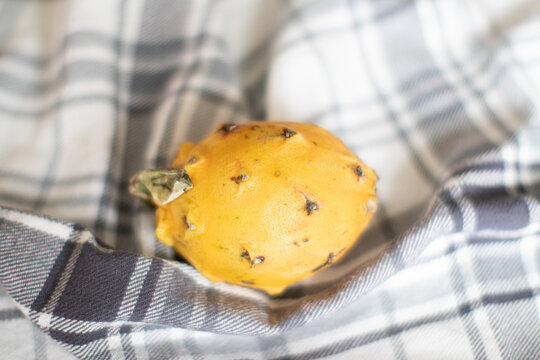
left=1, top=0, right=540, bottom=359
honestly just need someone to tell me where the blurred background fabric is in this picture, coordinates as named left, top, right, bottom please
left=1, top=0, right=540, bottom=358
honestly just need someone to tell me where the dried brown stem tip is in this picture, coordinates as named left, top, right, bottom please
left=281, top=127, right=297, bottom=138
left=312, top=252, right=334, bottom=272
left=218, top=123, right=238, bottom=133
left=250, top=256, right=265, bottom=266
left=240, top=248, right=250, bottom=261
left=305, top=200, right=319, bottom=215
left=354, top=165, right=364, bottom=178
left=312, top=248, right=344, bottom=272
left=231, top=174, right=249, bottom=184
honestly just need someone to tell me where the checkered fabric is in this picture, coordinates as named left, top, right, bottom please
left=1, top=0, right=540, bottom=358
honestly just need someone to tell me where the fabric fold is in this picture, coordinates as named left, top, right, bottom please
left=1, top=0, right=540, bottom=359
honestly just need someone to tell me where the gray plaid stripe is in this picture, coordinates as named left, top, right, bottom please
left=448, top=240, right=491, bottom=359
left=33, top=115, right=61, bottom=211
left=379, top=290, right=407, bottom=360
left=0, top=309, right=24, bottom=321
left=92, top=0, right=130, bottom=249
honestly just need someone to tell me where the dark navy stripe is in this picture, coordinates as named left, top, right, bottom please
left=31, top=240, right=76, bottom=312
left=52, top=242, right=138, bottom=322
left=129, top=259, right=163, bottom=321
left=49, top=327, right=108, bottom=346
left=438, top=190, right=464, bottom=232
left=71, top=222, right=85, bottom=233
left=512, top=138, right=528, bottom=195
left=461, top=184, right=516, bottom=200
left=119, top=324, right=133, bottom=334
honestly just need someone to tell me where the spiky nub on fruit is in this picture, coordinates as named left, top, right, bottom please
left=130, top=121, right=378, bottom=295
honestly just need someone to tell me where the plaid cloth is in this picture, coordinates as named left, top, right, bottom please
left=1, top=0, right=540, bottom=358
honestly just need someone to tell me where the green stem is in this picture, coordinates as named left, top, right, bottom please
left=129, top=168, right=192, bottom=206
